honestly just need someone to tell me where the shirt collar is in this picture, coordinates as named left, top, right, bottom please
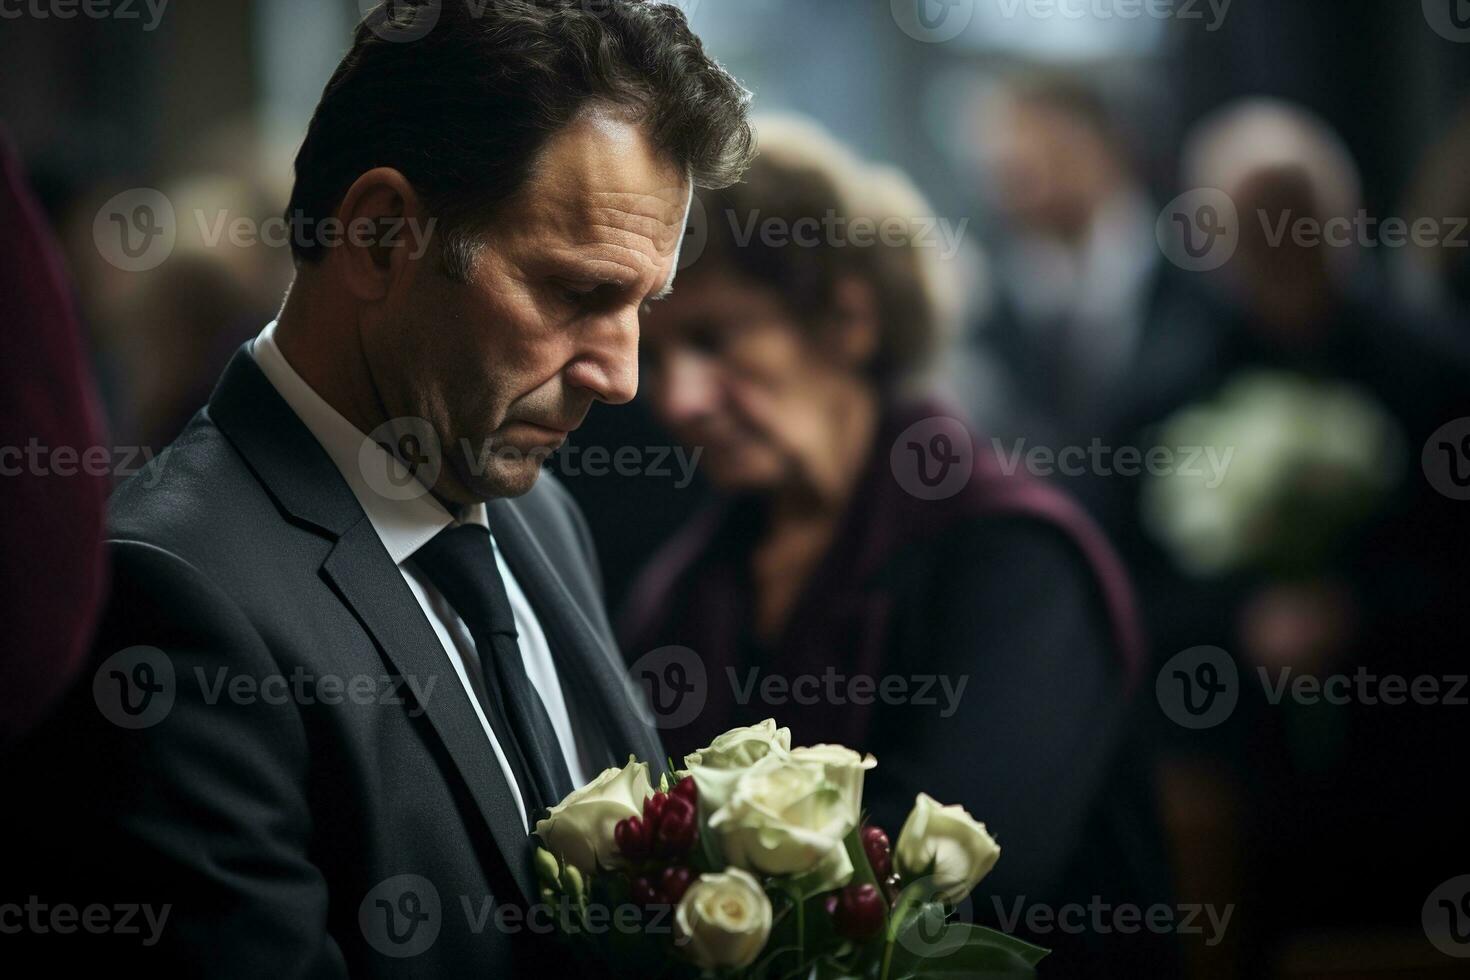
left=249, top=319, right=488, bottom=565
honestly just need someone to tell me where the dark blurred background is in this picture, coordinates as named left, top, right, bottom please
left=8, top=1, right=1469, bottom=463
left=5, top=2, right=1470, bottom=977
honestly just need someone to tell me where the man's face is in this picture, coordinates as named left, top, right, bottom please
left=984, top=98, right=1114, bottom=240
left=366, top=112, right=691, bottom=501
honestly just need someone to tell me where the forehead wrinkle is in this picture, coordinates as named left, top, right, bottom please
left=525, top=190, right=684, bottom=274
left=585, top=189, right=689, bottom=256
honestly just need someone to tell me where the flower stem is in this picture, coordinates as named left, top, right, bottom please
left=795, top=894, right=805, bottom=965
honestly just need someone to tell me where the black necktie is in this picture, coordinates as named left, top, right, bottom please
left=412, top=523, right=575, bottom=827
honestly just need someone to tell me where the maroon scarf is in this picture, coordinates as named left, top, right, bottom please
left=0, top=131, right=109, bottom=742
left=619, top=400, right=1143, bottom=751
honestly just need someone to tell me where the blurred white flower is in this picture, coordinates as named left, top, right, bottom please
left=1143, top=370, right=1403, bottom=576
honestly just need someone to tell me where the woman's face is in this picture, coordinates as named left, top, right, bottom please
left=639, top=269, right=861, bottom=493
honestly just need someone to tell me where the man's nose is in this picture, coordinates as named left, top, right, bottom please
left=565, top=307, right=639, bottom=405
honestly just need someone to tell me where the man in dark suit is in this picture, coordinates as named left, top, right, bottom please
left=1, top=2, right=753, bottom=974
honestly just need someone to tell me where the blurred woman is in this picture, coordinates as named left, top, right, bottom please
left=620, top=117, right=1175, bottom=974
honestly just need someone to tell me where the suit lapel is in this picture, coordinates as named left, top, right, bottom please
left=209, top=346, right=538, bottom=901
left=321, top=518, right=539, bottom=900
left=488, top=498, right=665, bottom=771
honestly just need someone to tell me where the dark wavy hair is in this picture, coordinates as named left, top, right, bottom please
left=286, top=0, right=755, bottom=278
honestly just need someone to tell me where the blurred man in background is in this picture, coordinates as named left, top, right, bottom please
left=1142, top=99, right=1470, bottom=974
left=972, top=75, right=1169, bottom=452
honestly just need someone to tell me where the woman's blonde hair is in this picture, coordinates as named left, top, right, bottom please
left=687, top=113, right=961, bottom=392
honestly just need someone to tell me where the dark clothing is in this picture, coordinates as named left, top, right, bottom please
left=556, top=397, right=709, bottom=613
left=1, top=349, right=662, bottom=976
left=1067, top=275, right=1470, bottom=963
left=1143, top=289, right=1470, bottom=954
left=0, top=130, right=108, bottom=744
left=621, top=401, right=1179, bottom=977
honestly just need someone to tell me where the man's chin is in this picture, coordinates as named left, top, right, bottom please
left=460, top=458, right=545, bottom=500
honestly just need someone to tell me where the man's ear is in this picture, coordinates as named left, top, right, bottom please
left=330, top=167, right=426, bottom=301
left=826, top=274, right=881, bottom=369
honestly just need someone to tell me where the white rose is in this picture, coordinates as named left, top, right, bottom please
left=708, top=753, right=857, bottom=893
left=788, top=744, right=876, bottom=824
left=676, top=868, right=773, bottom=970
left=894, top=793, right=1001, bottom=904
left=684, top=719, right=792, bottom=811
left=533, top=757, right=652, bottom=873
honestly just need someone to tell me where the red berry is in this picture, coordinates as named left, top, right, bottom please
left=662, top=792, right=695, bottom=824
left=862, top=826, right=892, bottom=880
left=643, top=791, right=668, bottom=824
left=833, top=883, right=886, bottom=942
left=654, top=806, right=696, bottom=858
left=615, top=816, right=648, bottom=861
left=672, top=776, right=698, bottom=803
left=660, top=866, right=694, bottom=903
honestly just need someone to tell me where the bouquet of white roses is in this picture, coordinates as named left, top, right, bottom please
left=1142, top=369, right=1403, bottom=578
left=532, top=719, right=1048, bottom=978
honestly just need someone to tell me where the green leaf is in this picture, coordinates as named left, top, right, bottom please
left=888, top=918, right=1048, bottom=978
left=939, top=925, right=1048, bottom=966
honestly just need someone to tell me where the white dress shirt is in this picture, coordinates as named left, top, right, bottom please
left=250, top=320, right=590, bottom=828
